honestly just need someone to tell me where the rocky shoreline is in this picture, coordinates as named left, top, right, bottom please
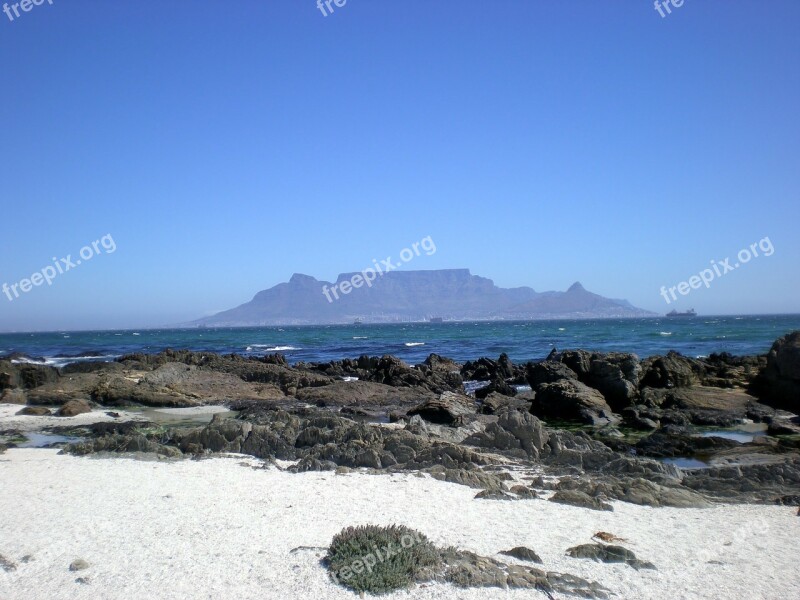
left=1, top=332, right=799, bottom=510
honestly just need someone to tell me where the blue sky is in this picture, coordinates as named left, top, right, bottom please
left=1, top=0, right=798, bottom=331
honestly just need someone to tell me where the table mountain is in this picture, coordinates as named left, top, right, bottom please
left=194, top=269, right=653, bottom=326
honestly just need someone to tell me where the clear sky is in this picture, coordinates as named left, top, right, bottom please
left=1, top=0, right=798, bottom=331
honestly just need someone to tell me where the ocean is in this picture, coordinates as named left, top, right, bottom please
left=1, top=315, right=799, bottom=369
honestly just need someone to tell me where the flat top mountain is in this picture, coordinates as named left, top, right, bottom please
left=195, top=269, right=654, bottom=326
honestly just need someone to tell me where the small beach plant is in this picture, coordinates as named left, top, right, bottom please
left=326, top=524, right=441, bottom=594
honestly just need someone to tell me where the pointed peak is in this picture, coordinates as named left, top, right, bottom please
left=289, top=273, right=316, bottom=284
left=567, top=282, right=586, bottom=293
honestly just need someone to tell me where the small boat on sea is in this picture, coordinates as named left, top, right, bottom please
left=666, top=309, right=697, bottom=317
left=428, top=317, right=444, bottom=323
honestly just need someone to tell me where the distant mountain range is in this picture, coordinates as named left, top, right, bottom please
left=193, top=269, right=655, bottom=326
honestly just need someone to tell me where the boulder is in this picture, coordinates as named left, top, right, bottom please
left=461, top=357, right=503, bottom=381
left=566, top=544, right=655, bottom=570
left=525, top=361, right=578, bottom=389
left=16, top=406, right=52, bottom=416
left=756, top=331, right=800, bottom=410
left=479, top=392, right=531, bottom=415
left=499, top=547, right=542, bottom=564
left=561, top=351, right=642, bottom=409
left=420, top=354, right=462, bottom=374
left=767, top=418, right=800, bottom=436
left=365, top=355, right=461, bottom=393
left=0, top=361, right=60, bottom=390
left=407, top=391, right=476, bottom=425
left=585, top=354, right=641, bottom=410
left=464, top=409, right=549, bottom=459
left=549, top=490, right=613, bottom=511
left=68, top=559, right=90, bottom=572
left=57, top=399, right=92, bottom=417
left=1, top=388, right=27, bottom=404
left=440, top=548, right=609, bottom=596
left=532, top=380, right=617, bottom=426
left=475, top=377, right=517, bottom=399
left=640, top=352, right=703, bottom=389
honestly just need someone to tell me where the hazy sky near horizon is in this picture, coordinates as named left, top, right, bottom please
left=1, top=1, right=798, bottom=331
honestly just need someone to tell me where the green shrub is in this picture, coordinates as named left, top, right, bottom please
left=326, top=524, right=441, bottom=594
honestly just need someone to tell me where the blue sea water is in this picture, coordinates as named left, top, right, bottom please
left=1, top=315, right=798, bottom=368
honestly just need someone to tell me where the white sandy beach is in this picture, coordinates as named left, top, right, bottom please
left=1, top=448, right=798, bottom=600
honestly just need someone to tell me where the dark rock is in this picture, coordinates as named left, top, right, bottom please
left=464, top=409, right=549, bottom=459
left=475, top=377, right=517, bottom=400
left=365, top=355, right=462, bottom=393
left=532, top=380, right=617, bottom=426
left=461, top=357, right=506, bottom=382
left=755, top=331, right=800, bottom=410
left=499, top=546, right=542, bottom=564
left=1, top=388, right=27, bottom=404
left=0, top=554, right=16, bottom=572
left=682, top=457, right=800, bottom=502
left=508, top=485, right=539, bottom=499
left=621, top=407, right=659, bottom=430
left=61, top=360, right=123, bottom=375
left=566, top=543, right=655, bottom=570
left=28, top=361, right=288, bottom=408
left=16, top=406, right=52, bottom=416
left=120, top=349, right=332, bottom=396
left=767, top=419, right=800, bottom=436
left=89, top=421, right=153, bottom=436
left=57, top=399, right=92, bottom=417
left=474, top=489, right=515, bottom=500
left=441, top=547, right=609, bottom=597
left=0, top=361, right=60, bottom=390
left=634, top=431, right=740, bottom=459
left=65, top=435, right=182, bottom=458
left=774, top=494, right=800, bottom=506
left=525, top=361, right=578, bottom=389
left=585, top=354, right=641, bottom=409
left=479, top=392, right=531, bottom=415
left=426, top=468, right=505, bottom=491
left=703, top=352, right=765, bottom=389
left=561, top=351, right=642, bottom=410
left=497, top=354, right=515, bottom=379
left=640, top=386, right=760, bottom=426
left=297, top=380, right=435, bottom=411
left=641, top=352, right=703, bottom=389
left=407, top=392, right=476, bottom=425
left=549, top=490, right=613, bottom=511
left=422, top=353, right=462, bottom=374
left=69, top=559, right=89, bottom=571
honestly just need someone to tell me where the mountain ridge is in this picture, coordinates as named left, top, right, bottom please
left=194, top=269, right=655, bottom=326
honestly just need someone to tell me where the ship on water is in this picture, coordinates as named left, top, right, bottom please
left=666, top=308, right=697, bottom=317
